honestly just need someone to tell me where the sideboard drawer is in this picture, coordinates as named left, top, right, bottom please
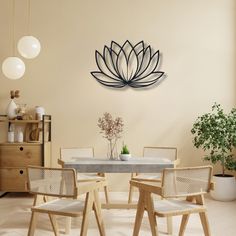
left=0, top=168, right=27, bottom=192
left=0, top=145, right=42, bottom=167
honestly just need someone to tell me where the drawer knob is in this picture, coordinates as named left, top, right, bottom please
left=19, top=170, right=24, bottom=175
left=19, top=147, right=24, bottom=151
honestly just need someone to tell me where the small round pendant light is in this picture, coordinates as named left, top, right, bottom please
left=18, top=36, right=41, bottom=59
left=2, top=57, right=25, bottom=80
left=17, top=0, right=41, bottom=59
left=2, top=0, right=25, bottom=80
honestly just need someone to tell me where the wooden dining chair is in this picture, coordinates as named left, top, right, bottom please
left=58, top=147, right=109, bottom=234
left=130, top=166, right=213, bottom=236
left=129, top=147, right=179, bottom=234
left=59, top=147, right=109, bottom=203
left=128, top=147, right=179, bottom=204
left=26, top=166, right=106, bottom=236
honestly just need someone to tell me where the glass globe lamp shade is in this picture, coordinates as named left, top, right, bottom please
left=2, top=57, right=25, bottom=80
left=17, top=36, right=41, bottom=59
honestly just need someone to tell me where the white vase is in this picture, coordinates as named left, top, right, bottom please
left=210, top=175, right=236, bottom=201
left=6, top=99, right=17, bottom=119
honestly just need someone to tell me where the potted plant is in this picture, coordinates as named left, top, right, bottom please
left=119, top=144, right=131, bottom=161
left=191, top=103, right=236, bottom=201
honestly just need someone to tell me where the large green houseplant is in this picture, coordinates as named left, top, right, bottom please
left=191, top=103, right=236, bottom=201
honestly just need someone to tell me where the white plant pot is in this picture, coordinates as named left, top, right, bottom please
left=119, top=154, right=131, bottom=161
left=210, top=175, right=236, bottom=201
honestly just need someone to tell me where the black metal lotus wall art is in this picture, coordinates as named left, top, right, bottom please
left=91, top=40, right=165, bottom=88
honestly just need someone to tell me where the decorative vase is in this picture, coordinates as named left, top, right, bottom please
left=107, top=140, right=118, bottom=160
left=6, top=99, right=17, bottom=119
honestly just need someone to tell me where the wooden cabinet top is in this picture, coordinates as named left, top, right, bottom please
left=0, top=119, right=51, bottom=123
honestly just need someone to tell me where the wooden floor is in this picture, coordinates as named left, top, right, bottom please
left=0, top=192, right=236, bottom=236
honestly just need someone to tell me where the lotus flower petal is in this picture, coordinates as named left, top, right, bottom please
left=127, top=47, right=138, bottom=81
left=91, top=72, right=126, bottom=88
left=133, top=41, right=145, bottom=55
left=133, top=41, right=145, bottom=74
left=109, top=48, right=119, bottom=75
left=111, top=41, right=122, bottom=55
left=136, top=46, right=152, bottom=77
left=134, top=50, right=160, bottom=80
left=103, top=46, right=119, bottom=78
left=91, top=41, right=165, bottom=89
left=129, top=72, right=164, bottom=88
left=122, top=40, right=133, bottom=58
left=116, top=47, right=128, bottom=81
left=95, top=50, right=119, bottom=79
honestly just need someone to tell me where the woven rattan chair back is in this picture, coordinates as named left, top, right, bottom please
left=60, top=147, right=94, bottom=162
left=143, top=147, right=177, bottom=162
left=161, top=166, right=213, bottom=198
left=27, top=166, right=77, bottom=198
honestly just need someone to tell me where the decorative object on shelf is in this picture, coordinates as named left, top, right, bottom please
left=191, top=103, right=236, bottom=201
left=16, top=103, right=27, bottom=120
left=2, top=0, right=25, bottom=80
left=16, top=127, right=24, bottom=143
left=6, top=90, right=20, bottom=119
left=119, top=144, right=131, bottom=161
left=98, top=112, right=124, bottom=160
left=35, top=106, right=45, bottom=120
left=91, top=40, right=165, bottom=88
left=17, top=0, right=41, bottom=59
left=7, top=124, right=15, bottom=143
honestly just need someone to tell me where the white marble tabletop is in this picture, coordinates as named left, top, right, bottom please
left=61, top=157, right=174, bottom=173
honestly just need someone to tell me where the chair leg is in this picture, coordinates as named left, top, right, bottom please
left=49, top=214, right=59, bottom=236
left=80, top=192, right=94, bottom=236
left=93, top=189, right=106, bottom=236
left=128, top=184, right=134, bottom=204
left=27, top=211, right=38, bottom=236
left=65, top=217, right=71, bottom=234
left=104, top=185, right=110, bottom=204
left=179, top=214, right=190, bottom=236
left=199, top=212, right=211, bottom=236
left=145, top=192, right=158, bottom=236
left=167, top=216, right=173, bottom=235
left=133, top=190, right=145, bottom=236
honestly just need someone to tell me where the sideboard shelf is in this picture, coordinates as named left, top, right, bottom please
left=0, top=142, right=43, bottom=145
left=0, top=115, right=52, bottom=193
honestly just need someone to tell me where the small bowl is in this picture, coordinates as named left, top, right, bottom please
left=119, top=154, right=131, bottom=161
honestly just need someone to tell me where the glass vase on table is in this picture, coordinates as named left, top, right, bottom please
left=107, top=139, right=118, bottom=160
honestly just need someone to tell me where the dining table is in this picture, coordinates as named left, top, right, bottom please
left=59, top=156, right=174, bottom=209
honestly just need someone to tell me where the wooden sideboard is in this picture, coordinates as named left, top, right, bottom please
left=0, top=115, right=51, bottom=192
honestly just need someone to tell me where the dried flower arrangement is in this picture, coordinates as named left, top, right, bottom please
left=98, top=112, right=124, bottom=160
left=10, top=90, right=20, bottom=99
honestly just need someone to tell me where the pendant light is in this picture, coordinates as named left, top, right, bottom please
left=17, top=0, right=41, bottom=59
left=2, top=0, right=25, bottom=80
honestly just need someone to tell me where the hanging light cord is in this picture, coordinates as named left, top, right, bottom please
left=27, top=0, right=31, bottom=34
left=12, top=0, right=15, bottom=56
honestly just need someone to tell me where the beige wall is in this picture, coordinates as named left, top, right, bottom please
left=0, top=0, right=235, bottom=190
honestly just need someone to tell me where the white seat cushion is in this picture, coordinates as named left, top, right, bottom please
left=32, top=199, right=85, bottom=216
left=133, top=173, right=162, bottom=181
left=154, top=199, right=206, bottom=216
left=77, top=174, right=105, bottom=182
